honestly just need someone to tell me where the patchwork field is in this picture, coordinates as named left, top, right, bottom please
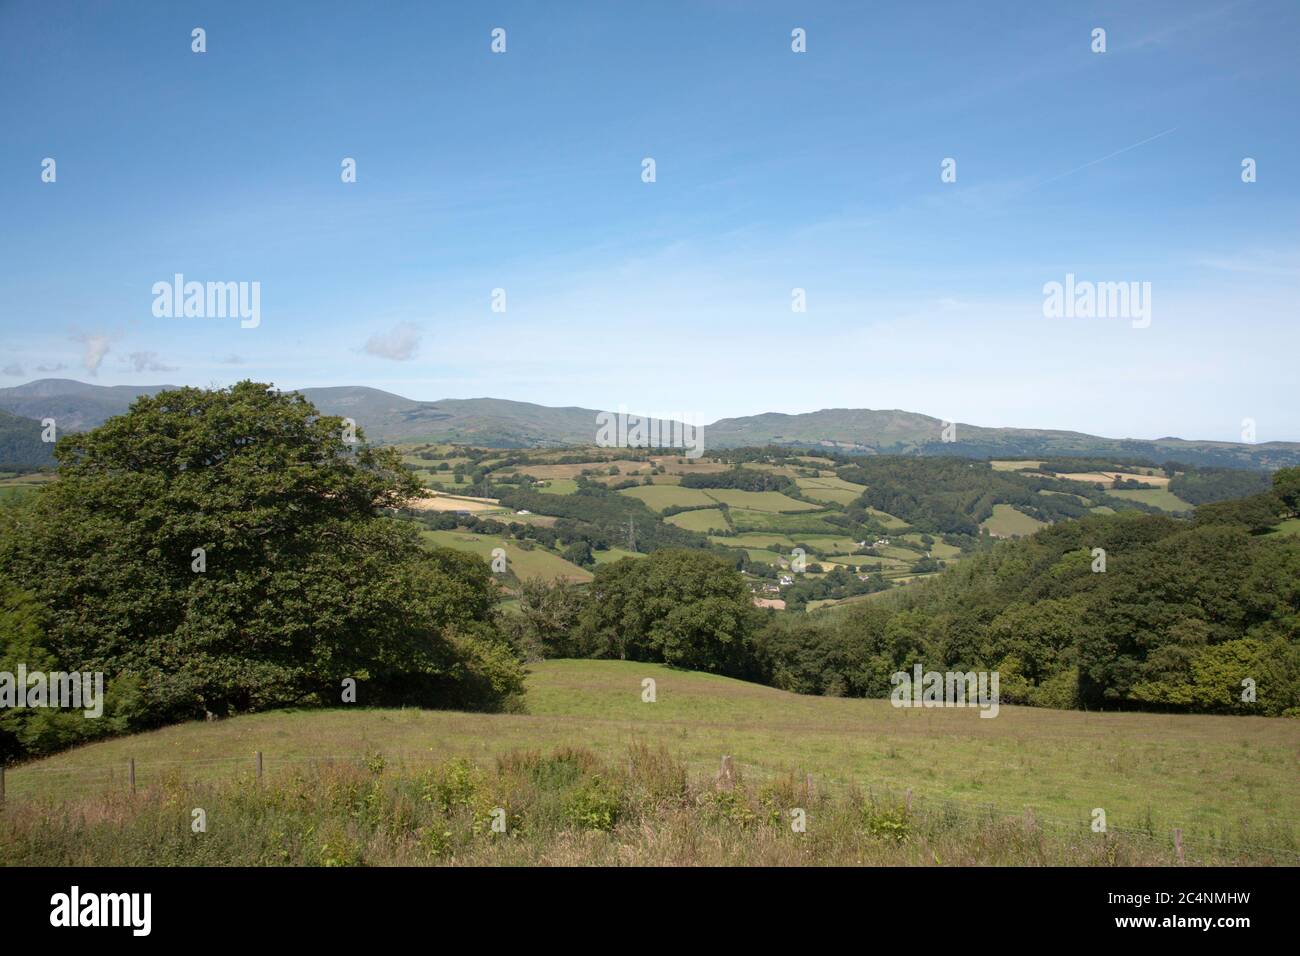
left=592, top=547, right=643, bottom=564
left=981, top=504, right=1048, bottom=538
left=1058, top=471, right=1171, bottom=488
left=665, top=508, right=729, bottom=532
left=406, top=493, right=505, bottom=514
left=728, top=509, right=842, bottom=535
left=420, top=530, right=592, bottom=583
left=501, top=459, right=647, bottom=480
left=866, top=507, right=910, bottom=529
left=618, top=485, right=716, bottom=511
left=702, top=489, right=821, bottom=512
left=1105, top=487, right=1194, bottom=512
left=794, top=475, right=868, bottom=505
left=381, top=445, right=1241, bottom=614
left=536, top=479, right=578, bottom=495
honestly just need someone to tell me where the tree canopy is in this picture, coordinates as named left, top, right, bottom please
left=0, top=382, right=522, bottom=758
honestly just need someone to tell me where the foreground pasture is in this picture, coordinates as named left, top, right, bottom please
left=3, top=661, right=1296, bottom=865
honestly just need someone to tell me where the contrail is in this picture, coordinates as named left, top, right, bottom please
left=1037, top=127, right=1178, bottom=187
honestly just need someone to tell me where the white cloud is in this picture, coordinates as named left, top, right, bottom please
left=362, top=322, right=421, bottom=361
left=73, top=332, right=112, bottom=376
left=125, top=351, right=177, bottom=373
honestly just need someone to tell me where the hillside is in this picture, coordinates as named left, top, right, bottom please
left=5, top=660, right=1296, bottom=858
left=3, top=379, right=1296, bottom=468
left=708, top=408, right=1300, bottom=469
left=0, top=379, right=176, bottom=433
left=0, top=409, right=54, bottom=469
left=299, top=388, right=608, bottom=446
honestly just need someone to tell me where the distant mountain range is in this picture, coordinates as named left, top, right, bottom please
left=1, top=378, right=1297, bottom=470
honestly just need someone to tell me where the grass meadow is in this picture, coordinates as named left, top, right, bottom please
left=3, top=661, right=1295, bottom=866
left=980, top=504, right=1049, bottom=537
left=419, top=530, right=591, bottom=583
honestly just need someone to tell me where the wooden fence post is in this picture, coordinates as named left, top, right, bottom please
left=905, top=789, right=913, bottom=814
left=256, top=751, right=263, bottom=785
left=1173, top=828, right=1184, bottom=863
left=715, top=755, right=735, bottom=790
left=129, top=758, right=136, bottom=795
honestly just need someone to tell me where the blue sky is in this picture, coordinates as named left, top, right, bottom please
left=1, top=0, right=1297, bottom=441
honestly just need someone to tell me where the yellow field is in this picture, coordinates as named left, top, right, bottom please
left=1059, top=471, right=1170, bottom=487
left=406, top=493, right=504, bottom=514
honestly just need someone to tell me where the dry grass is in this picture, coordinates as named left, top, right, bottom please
left=2, top=743, right=1282, bottom=866
left=405, top=493, right=504, bottom=513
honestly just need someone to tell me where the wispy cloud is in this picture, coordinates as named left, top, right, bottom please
left=362, top=322, right=422, bottom=361
left=71, top=330, right=114, bottom=376
left=125, top=351, right=177, bottom=373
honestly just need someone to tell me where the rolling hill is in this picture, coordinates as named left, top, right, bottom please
left=3, top=660, right=1295, bottom=865
left=2, top=378, right=1296, bottom=469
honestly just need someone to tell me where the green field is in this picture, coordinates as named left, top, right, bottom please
left=794, top=534, right=862, bottom=554
left=866, top=508, right=910, bottom=529
left=930, top=541, right=962, bottom=559
left=419, top=530, right=592, bottom=583
left=826, top=554, right=910, bottom=569
left=420, top=473, right=473, bottom=490
left=794, top=476, right=867, bottom=506
left=1268, top=518, right=1300, bottom=538
left=0, top=473, right=54, bottom=506
left=5, top=661, right=1295, bottom=864
left=708, top=532, right=793, bottom=549
left=1106, top=488, right=1195, bottom=512
left=617, top=485, right=716, bottom=511
left=981, top=504, right=1048, bottom=538
left=728, top=509, right=842, bottom=535
left=665, top=508, right=729, bottom=533
left=701, top=489, right=821, bottom=512
left=537, top=478, right=578, bottom=495
left=592, top=547, right=643, bottom=564
left=898, top=533, right=961, bottom=558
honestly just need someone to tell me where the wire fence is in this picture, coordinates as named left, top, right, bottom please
left=2, top=749, right=1295, bottom=862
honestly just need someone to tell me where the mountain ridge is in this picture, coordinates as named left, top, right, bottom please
left=1, top=378, right=1296, bottom=470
